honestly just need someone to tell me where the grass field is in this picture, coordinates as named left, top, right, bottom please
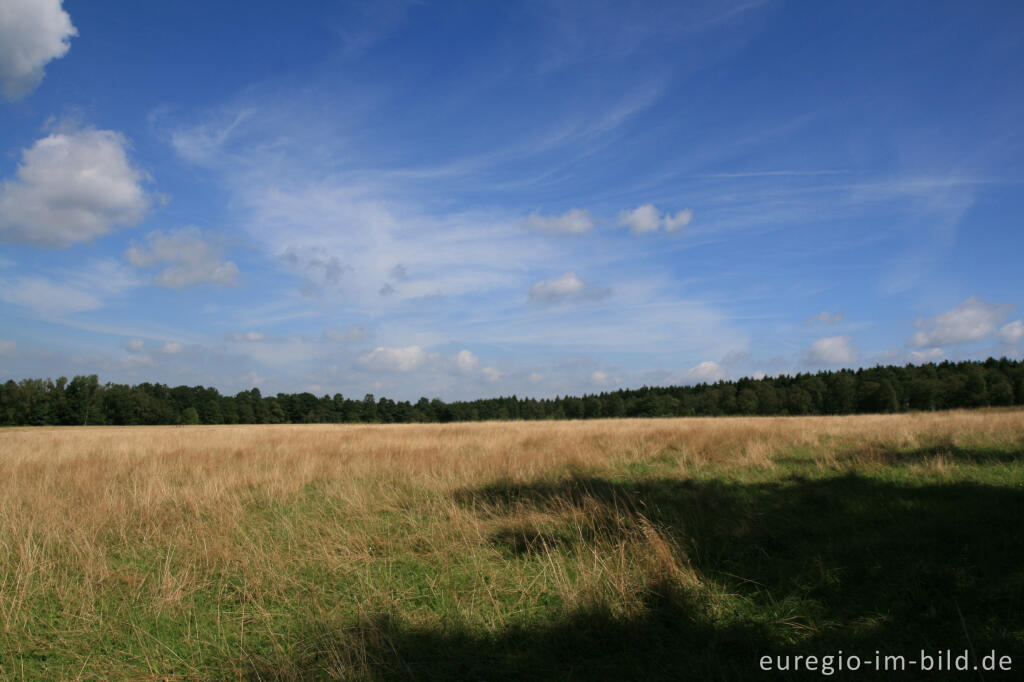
left=1, top=411, right=1023, bottom=679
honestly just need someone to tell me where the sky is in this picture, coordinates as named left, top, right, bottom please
left=1, top=0, right=1022, bottom=401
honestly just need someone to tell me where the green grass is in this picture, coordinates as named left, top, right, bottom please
left=2, top=424, right=1023, bottom=680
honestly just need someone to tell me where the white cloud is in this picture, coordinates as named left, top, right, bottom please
left=226, top=335, right=323, bottom=371
left=482, top=366, right=503, bottom=382
left=752, top=370, right=767, bottom=380
left=227, top=331, right=265, bottom=342
left=529, top=271, right=585, bottom=302
left=528, top=271, right=609, bottom=304
left=0, top=0, right=76, bottom=100
left=590, top=370, right=609, bottom=386
left=618, top=204, right=661, bottom=235
left=358, top=345, right=433, bottom=372
left=524, top=208, right=594, bottom=235
left=281, top=249, right=350, bottom=289
left=997, top=320, right=1024, bottom=346
left=160, top=342, right=183, bottom=354
left=123, top=338, right=145, bottom=352
left=242, top=182, right=532, bottom=303
left=808, top=311, right=845, bottom=324
left=618, top=204, right=692, bottom=235
left=663, top=209, right=693, bottom=232
left=0, top=259, right=139, bottom=315
left=455, top=349, right=479, bottom=372
left=0, top=340, right=16, bottom=355
left=1, top=276, right=101, bottom=314
left=908, top=347, right=945, bottom=364
left=121, top=352, right=155, bottom=369
left=803, top=335, right=857, bottom=366
left=908, top=296, right=1015, bottom=347
left=160, top=98, right=750, bottom=397
left=125, top=227, right=239, bottom=288
left=528, top=372, right=544, bottom=383
left=720, top=350, right=750, bottom=366
left=0, top=127, right=150, bottom=246
left=685, top=360, right=727, bottom=384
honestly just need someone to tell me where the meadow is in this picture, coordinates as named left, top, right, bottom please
left=1, top=411, right=1022, bottom=679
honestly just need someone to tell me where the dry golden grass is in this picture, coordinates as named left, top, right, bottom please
left=1, top=410, right=1022, bottom=679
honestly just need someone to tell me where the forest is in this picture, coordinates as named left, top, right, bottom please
left=1, top=358, right=1022, bottom=427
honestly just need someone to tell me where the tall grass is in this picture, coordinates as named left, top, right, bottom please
left=1, top=411, right=1022, bottom=679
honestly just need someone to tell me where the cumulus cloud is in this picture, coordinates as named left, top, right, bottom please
left=482, top=366, right=503, bottom=382
left=0, top=259, right=139, bottom=315
left=618, top=204, right=661, bottom=235
left=808, top=311, right=845, bottom=324
left=0, top=0, right=77, bottom=100
left=997, top=320, right=1023, bottom=346
left=227, top=331, right=265, bottom=342
left=125, top=227, right=239, bottom=288
left=358, top=345, right=433, bottom=372
left=524, top=208, right=594, bottom=235
left=590, top=370, right=609, bottom=386
left=528, top=271, right=608, bottom=303
left=455, top=349, right=479, bottom=372
left=123, top=338, right=145, bottom=352
left=685, top=360, right=727, bottom=384
left=160, top=342, right=183, bottom=354
left=908, top=296, right=1015, bottom=347
left=529, top=271, right=584, bottom=301
left=618, top=204, right=692, bottom=235
left=0, top=127, right=150, bottom=246
left=802, top=335, right=857, bottom=366
left=663, top=209, right=693, bottom=232
left=752, top=370, right=767, bottom=380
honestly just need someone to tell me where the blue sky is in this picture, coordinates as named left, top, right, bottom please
left=1, top=0, right=1022, bottom=400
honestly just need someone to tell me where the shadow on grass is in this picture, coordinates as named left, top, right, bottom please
left=251, top=474, right=1024, bottom=680
left=774, top=444, right=1024, bottom=468
left=876, top=444, right=1024, bottom=465
left=260, top=583, right=767, bottom=681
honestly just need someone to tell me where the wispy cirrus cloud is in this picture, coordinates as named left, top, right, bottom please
left=227, top=331, right=265, bottom=343
left=0, top=259, right=140, bottom=316
left=358, top=345, right=434, bottom=373
left=524, top=208, right=594, bottom=235
left=808, top=311, right=845, bottom=325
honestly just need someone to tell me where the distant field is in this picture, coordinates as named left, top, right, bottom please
left=2, top=411, right=1023, bottom=679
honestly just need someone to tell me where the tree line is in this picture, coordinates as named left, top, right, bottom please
left=1, top=358, right=1023, bottom=427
